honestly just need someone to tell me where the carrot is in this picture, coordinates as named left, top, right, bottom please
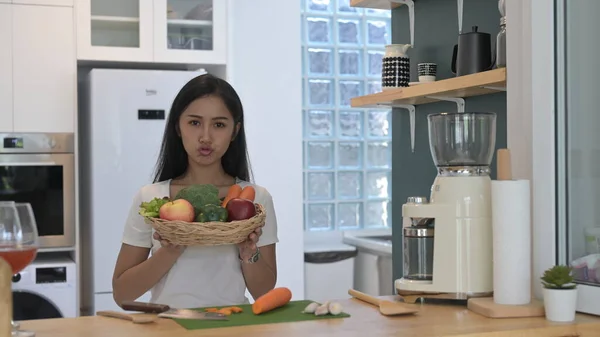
left=204, top=308, right=218, bottom=312
left=222, top=184, right=243, bottom=207
left=239, top=186, right=256, bottom=202
left=252, top=287, right=292, bottom=315
left=217, top=308, right=232, bottom=316
left=229, top=306, right=243, bottom=313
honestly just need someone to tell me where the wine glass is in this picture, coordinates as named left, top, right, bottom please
left=0, top=201, right=39, bottom=337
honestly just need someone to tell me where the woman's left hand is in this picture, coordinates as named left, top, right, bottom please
left=237, top=225, right=263, bottom=261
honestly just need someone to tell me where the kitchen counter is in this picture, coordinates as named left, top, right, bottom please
left=342, top=230, right=393, bottom=255
left=19, top=296, right=600, bottom=337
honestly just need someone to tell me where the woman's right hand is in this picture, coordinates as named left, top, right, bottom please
left=153, top=232, right=185, bottom=254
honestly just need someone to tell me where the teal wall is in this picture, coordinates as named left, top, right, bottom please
left=390, top=0, right=507, bottom=285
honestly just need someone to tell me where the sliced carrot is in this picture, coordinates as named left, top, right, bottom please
left=222, top=184, right=243, bottom=207
left=239, top=186, right=256, bottom=202
left=252, top=287, right=292, bottom=315
left=229, top=306, right=243, bottom=313
left=204, top=308, right=219, bottom=312
left=217, top=308, right=232, bottom=316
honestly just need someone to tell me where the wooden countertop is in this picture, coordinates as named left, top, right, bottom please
left=19, top=296, right=600, bottom=337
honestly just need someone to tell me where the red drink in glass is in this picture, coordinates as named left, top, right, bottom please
left=0, top=246, right=37, bottom=274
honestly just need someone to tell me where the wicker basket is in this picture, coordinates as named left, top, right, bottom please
left=143, top=203, right=266, bottom=246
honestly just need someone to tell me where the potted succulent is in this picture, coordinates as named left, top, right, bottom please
left=540, top=265, right=578, bottom=322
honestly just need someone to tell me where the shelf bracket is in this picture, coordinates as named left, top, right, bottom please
left=425, top=96, right=465, bottom=113
left=481, top=86, right=507, bottom=92
left=390, top=0, right=415, bottom=46
left=392, top=104, right=416, bottom=153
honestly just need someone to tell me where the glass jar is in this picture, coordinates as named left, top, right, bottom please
left=402, top=226, right=435, bottom=281
left=496, top=17, right=507, bottom=68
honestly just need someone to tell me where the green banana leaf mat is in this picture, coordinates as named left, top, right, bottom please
left=173, top=300, right=350, bottom=330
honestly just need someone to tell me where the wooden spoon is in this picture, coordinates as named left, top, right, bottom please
left=348, top=289, right=418, bottom=316
left=96, top=311, right=157, bottom=324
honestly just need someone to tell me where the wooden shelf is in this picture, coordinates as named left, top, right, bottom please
left=350, top=0, right=402, bottom=10
left=91, top=15, right=139, bottom=30
left=350, top=68, right=506, bottom=108
left=167, top=19, right=213, bottom=28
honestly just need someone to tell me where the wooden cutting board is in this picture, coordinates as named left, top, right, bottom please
left=172, top=300, right=350, bottom=330
left=467, top=297, right=545, bottom=318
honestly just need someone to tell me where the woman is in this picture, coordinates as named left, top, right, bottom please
left=111, top=74, right=278, bottom=309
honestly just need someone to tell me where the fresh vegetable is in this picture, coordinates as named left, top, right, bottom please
left=174, top=184, right=221, bottom=215
left=328, top=302, right=343, bottom=315
left=204, top=306, right=243, bottom=315
left=138, top=197, right=170, bottom=218
left=217, top=308, right=232, bottom=316
left=252, top=287, right=292, bottom=315
left=314, top=302, right=329, bottom=316
left=229, top=306, right=243, bottom=313
left=239, top=186, right=256, bottom=202
left=158, top=199, right=195, bottom=222
left=226, top=198, right=257, bottom=221
left=301, top=301, right=343, bottom=316
left=195, top=204, right=228, bottom=222
left=302, top=302, right=319, bottom=314
left=222, top=184, right=243, bottom=207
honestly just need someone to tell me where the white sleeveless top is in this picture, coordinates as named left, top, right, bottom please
left=120, top=178, right=279, bottom=308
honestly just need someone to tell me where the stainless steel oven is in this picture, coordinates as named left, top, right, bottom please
left=0, top=133, right=75, bottom=249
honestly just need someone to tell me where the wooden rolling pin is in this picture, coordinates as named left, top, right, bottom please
left=0, top=258, right=12, bottom=337
left=497, top=148, right=512, bottom=180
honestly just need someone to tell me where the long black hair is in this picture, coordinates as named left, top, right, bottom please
left=152, top=73, right=252, bottom=183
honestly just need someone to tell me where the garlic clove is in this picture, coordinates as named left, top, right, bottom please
left=328, top=302, right=343, bottom=315
left=314, top=303, right=330, bottom=316
left=302, top=302, right=319, bottom=314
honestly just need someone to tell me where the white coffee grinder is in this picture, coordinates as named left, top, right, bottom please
left=395, top=112, right=496, bottom=300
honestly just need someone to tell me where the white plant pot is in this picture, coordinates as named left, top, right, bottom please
left=542, top=287, right=578, bottom=322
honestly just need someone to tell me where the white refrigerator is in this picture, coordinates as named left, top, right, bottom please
left=78, top=68, right=206, bottom=314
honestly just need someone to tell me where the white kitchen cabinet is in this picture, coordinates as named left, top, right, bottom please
left=354, top=250, right=394, bottom=296
left=75, top=0, right=226, bottom=65
left=12, top=5, right=75, bottom=132
left=0, top=4, right=12, bottom=132
left=153, top=0, right=226, bottom=65
left=76, top=0, right=153, bottom=62
left=13, top=0, right=73, bottom=6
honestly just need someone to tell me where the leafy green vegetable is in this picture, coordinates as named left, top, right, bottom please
left=174, top=184, right=221, bottom=215
left=139, top=196, right=170, bottom=218
left=197, top=204, right=228, bottom=222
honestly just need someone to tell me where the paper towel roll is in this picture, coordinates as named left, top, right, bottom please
left=491, top=179, right=531, bottom=305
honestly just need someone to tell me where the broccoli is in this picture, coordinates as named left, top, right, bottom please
left=174, top=184, right=221, bottom=215
left=196, top=204, right=228, bottom=223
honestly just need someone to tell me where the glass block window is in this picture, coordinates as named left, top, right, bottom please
left=301, top=0, right=392, bottom=232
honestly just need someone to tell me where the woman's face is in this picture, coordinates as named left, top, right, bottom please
left=178, top=95, right=239, bottom=168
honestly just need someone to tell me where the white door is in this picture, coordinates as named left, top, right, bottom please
left=90, top=69, right=204, bottom=294
left=12, top=4, right=76, bottom=133
left=153, top=0, right=227, bottom=65
left=0, top=4, right=12, bottom=132
left=76, top=0, right=153, bottom=62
